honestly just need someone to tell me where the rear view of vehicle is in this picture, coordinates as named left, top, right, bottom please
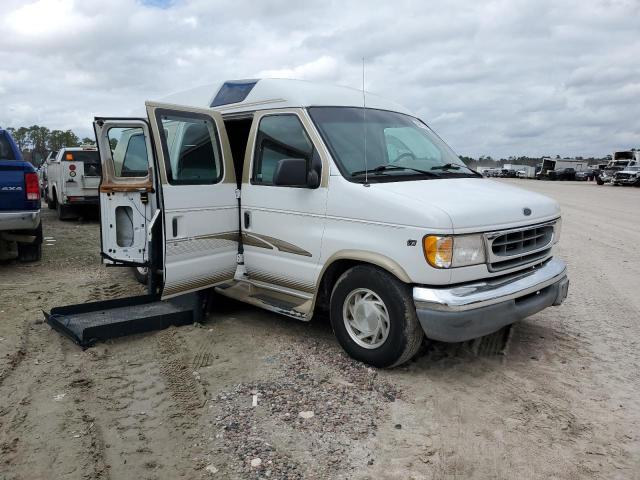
left=45, top=146, right=101, bottom=219
left=0, top=129, right=42, bottom=262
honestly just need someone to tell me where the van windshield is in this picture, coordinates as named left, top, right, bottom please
left=308, top=107, right=477, bottom=182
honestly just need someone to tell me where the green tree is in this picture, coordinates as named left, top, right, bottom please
left=81, top=136, right=96, bottom=146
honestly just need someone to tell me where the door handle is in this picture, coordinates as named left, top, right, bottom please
left=244, top=211, right=251, bottom=229
left=172, top=217, right=178, bottom=237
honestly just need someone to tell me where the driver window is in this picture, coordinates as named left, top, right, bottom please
left=107, top=127, right=150, bottom=178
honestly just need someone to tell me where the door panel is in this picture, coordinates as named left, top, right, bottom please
left=94, top=119, right=156, bottom=266
left=146, top=102, right=238, bottom=299
left=241, top=109, right=328, bottom=293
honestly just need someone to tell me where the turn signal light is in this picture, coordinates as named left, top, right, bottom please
left=423, top=235, right=453, bottom=268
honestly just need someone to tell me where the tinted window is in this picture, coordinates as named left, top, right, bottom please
left=252, top=115, right=313, bottom=185
left=158, top=112, right=223, bottom=185
left=121, top=134, right=149, bottom=177
left=0, top=135, right=17, bottom=160
left=64, top=150, right=99, bottom=163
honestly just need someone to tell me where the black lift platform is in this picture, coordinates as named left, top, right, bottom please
left=44, top=293, right=203, bottom=348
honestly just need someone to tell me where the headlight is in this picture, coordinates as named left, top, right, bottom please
left=423, top=234, right=486, bottom=269
left=554, top=218, right=562, bottom=244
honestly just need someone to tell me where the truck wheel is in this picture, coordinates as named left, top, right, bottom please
left=46, top=192, right=57, bottom=209
left=330, top=265, right=424, bottom=368
left=133, top=266, right=148, bottom=284
left=57, top=202, right=76, bottom=221
left=596, top=177, right=604, bottom=185
left=17, top=243, right=42, bottom=262
left=17, top=222, right=43, bottom=262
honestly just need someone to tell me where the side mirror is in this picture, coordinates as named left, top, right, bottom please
left=273, top=158, right=320, bottom=188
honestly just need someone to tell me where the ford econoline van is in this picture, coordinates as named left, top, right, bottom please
left=94, top=79, right=568, bottom=367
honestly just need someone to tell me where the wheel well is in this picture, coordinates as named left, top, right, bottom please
left=314, top=259, right=401, bottom=315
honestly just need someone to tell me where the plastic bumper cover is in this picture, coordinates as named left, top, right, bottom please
left=413, top=258, right=568, bottom=342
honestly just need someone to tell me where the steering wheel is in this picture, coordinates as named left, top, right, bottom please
left=392, top=152, right=416, bottom=164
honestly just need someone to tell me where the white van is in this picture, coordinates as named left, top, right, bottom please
left=94, top=79, right=568, bottom=367
left=45, top=146, right=101, bottom=219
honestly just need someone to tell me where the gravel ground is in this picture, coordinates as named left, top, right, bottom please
left=0, top=179, right=638, bottom=479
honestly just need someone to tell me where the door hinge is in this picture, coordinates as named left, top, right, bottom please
left=236, top=253, right=244, bottom=264
left=235, top=189, right=241, bottom=199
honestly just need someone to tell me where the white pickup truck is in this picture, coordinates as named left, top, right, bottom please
left=45, top=146, right=101, bottom=219
left=94, top=79, right=568, bottom=367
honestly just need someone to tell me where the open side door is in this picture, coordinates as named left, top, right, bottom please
left=145, top=102, right=239, bottom=299
left=94, top=118, right=157, bottom=266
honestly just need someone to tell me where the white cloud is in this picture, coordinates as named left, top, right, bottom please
left=0, top=0, right=639, bottom=158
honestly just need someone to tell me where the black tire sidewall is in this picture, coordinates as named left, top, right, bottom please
left=330, top=266, right=416, bottom=368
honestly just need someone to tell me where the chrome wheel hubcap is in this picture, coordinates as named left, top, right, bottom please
left=343, top=288, right=390, bottom=349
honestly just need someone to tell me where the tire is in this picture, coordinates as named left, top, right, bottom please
left=17, top=222, right=43, bottom=262
left=17, top=243, right=42, bottom=262
left=329, top=265, right=424, bottom=368
left=46, top=191, right=57, bottom=209
left=133, top=266, right=148, bottom=285
left=596, top=177, right=604, bottom=185
left=57, top=201, right=76, bottom=221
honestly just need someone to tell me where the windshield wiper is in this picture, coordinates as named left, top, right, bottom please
left=351, top=164, right=438, bottom=177
left=431, top=163, right=462, bottom=171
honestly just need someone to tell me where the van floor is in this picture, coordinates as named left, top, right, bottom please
left=1, top=180, right=639, bottom=479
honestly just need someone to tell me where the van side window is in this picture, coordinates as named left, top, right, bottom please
left=252, top=115, right=313, bottom=185
left=121, top=134, right=149, bottom=177
left=108, top=127, right=149, bottom=178
left=157, top=111, right=223, bottom=185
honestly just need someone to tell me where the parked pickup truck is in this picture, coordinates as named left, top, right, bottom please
left=92, top=79, right=569, bottom=367
left=613, top=165, right=640, bottom=186
left=45, top=146, right=101, bottom=220
left=0, top=128, right=42, bottom=262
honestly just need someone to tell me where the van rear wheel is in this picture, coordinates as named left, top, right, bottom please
left=330, top=265, right=423, bottom=368
left=57, top=202, right=76, bottom=221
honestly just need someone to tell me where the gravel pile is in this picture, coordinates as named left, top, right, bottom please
left=207, top=338, right=401, bottom=478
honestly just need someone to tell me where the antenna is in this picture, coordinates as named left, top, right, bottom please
left=362, top=57, right=369, bottom=186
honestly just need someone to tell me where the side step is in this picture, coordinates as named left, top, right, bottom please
left=44, top=293, right=203, bottom=349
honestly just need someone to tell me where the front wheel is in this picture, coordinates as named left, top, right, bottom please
left=330, top=265, right=424, bottom=368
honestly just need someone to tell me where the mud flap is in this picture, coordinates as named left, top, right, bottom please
left=44, top=292, right=204, bottom=349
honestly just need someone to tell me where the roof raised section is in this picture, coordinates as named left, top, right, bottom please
left=159, top=78, right=413, bottom=115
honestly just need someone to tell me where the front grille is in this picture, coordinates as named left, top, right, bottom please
left=491, top=225, right=553, bottom=257
left=490, top=248, right=552, bottom=271
left=616, top=173, right=631, bottom=179
left=488, top=223, right=555, bottom=271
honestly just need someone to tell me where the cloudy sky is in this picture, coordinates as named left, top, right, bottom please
left=1, top=0, right=638, bottom=158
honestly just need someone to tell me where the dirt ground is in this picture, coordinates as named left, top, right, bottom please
left=0, top=179, right=638, bottom=479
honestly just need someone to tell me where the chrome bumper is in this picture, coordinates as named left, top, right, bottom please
left=0, top=210, right=40, bottom=231
left=413, top=258, right=568, bottom=342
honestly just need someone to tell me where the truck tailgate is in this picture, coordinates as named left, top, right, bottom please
left=0, top=161, right=26, bottom=211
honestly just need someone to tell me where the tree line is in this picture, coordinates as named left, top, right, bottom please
left=5, top=125, right=95, bottom=165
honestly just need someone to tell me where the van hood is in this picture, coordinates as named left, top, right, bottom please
left=373, top=178, right=560, bottom=233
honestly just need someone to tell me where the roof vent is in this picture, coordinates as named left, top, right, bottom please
left=210, top=79, right=259, bottom=107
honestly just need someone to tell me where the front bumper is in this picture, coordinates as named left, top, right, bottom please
left=0, top=210, right=40, bottom=231
left=413, top=258, right=568, bottom=342
left=615, top=177, right=639, bottom=185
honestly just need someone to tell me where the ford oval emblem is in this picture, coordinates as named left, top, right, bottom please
left=523, top=207, right=532, bottom=216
